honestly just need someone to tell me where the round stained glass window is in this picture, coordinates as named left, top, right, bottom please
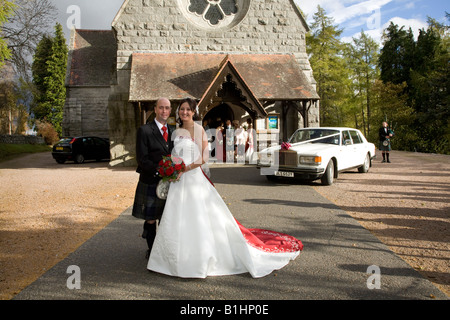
left=177, top=0, right=250, bottom=30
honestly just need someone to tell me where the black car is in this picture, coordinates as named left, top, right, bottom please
left=52, top=136, right=110, bottom=164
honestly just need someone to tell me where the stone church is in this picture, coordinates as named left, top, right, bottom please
left=63, top=0, right=320, bottom=166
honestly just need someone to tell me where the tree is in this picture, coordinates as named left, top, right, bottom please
left=0, top=80, right=16, bottom=134
left=1, top=0, right=56, bottom=80
left=31, top=35, right=53, bottom=121
left=0, top=0, right=15, bottom=68
left=31, top=23, right=68, bottom=136
left=378, top=22, right=415, bottom=91
left=345, top=31, right=380, bottom=137
left=306, top=6, right=350, bottom=126
left=378, top=17, right=449, bottom=154
left=370, top=80, right=416, bottom=151
left=409, top=18, right=449, bottom=154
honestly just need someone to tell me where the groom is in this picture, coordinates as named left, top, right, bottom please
left=132, top=97, right=174, bottom=259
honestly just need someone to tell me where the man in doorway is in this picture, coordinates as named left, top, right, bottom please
left=224, top=119, right=235, bottom=162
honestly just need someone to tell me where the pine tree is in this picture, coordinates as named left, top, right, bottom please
left=31, top=35, right=53, bottom=120
left=31, top=23, right=68, bottom=136
left=306, top=5, right=349, bottom=126
left=410, top=18, right=449, bottom=153
left=378, top=22, right=415, bottom=89
left=378, top=17, right=449, bottom=154
left=346, top=31, right=379, bottom=137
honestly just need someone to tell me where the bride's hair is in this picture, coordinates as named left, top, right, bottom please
left=177, top=97, right=200, bottom=126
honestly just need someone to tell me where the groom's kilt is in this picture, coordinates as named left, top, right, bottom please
left=132, top=181, right=165, bottom=220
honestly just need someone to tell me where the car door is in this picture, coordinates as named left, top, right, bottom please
left=339, top=130, right=355, bottom=170
left=82, top=137, right=96, bottom=160
left=93, top=137, right=109, bottom=160
left=349, top=130, right=366, bottom=166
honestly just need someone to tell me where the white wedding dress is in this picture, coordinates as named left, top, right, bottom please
left=148, top=135, right=302, bottom=278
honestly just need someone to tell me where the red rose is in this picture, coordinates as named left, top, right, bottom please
left=165, top=167, right=174, bottom=176
left=158, top=159, right=164, bottom=166
left=174, top=164, right=182, bottom=171
left=158, top=167, right=165, bottom=176
left=163, top=160, right=171, bottom=167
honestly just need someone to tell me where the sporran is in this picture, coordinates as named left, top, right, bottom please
left=156, top=180, right=170, bottom=199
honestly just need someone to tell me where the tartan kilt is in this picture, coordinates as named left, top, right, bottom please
left=379, top=140, right=392, bottom=151
left=132, top=181, right=166, bottom=220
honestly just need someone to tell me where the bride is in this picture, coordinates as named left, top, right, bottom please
left=148, top=98, right=303, bottom=278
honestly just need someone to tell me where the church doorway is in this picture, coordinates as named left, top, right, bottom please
left=202, top=103, right=234, bottom=129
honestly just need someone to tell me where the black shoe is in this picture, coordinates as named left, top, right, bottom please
left=382, top=159, right=386, bottom=163
left=387, top=160, right=391, bottom=163
left=145, top=249, right=150, bottom=259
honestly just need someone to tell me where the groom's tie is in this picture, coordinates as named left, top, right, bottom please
left=162, top=126, right=168, bottom=142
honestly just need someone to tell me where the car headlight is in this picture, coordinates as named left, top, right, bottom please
left=299, top=156, right=322, bottom=165
left=258, top=152, right=273, bottom=164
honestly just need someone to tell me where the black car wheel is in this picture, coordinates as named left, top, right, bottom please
left=74, top=153, right=85, bottom=164
left=56, top=159, right=66, bottom=164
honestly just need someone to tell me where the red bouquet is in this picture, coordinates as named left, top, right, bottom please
left=157, top=155, right=186, bottom=181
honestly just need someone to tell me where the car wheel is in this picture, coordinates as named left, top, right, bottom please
left=321, top=160, right=334, bottom=186
left=74, top=154, right=85, bottom=164
left=56, top=159, right=66, bottom=164
left=358, top=153, right=370, bottom=173
left=266, top=175, right=278, bottom=182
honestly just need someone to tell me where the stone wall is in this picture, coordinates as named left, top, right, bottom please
left=63, top=87, right=111, bottom=139
left=112, top=0, right=313, bottom=76
left=0, top=135, right=45, bottom=145
left=107, top=0, right=318, bottom=166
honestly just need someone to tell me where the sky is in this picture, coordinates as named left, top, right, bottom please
left=51, top=0, right=448, bottom=44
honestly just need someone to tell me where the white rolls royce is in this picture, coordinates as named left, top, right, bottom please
left=257, top=127, right=376, bottom=185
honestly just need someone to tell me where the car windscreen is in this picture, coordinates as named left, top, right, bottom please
left=288, top=129, right=340, bottom=145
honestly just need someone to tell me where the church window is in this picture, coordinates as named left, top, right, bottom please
left=188, top=0, right=238, bottom=25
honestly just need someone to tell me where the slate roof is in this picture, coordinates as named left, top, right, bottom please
left=129, top=53, right=319, bottom=102
left=66, top=29, right=116, bottom=87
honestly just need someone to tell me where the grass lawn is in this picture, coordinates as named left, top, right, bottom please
left=0, top=143, right=52, bottom=163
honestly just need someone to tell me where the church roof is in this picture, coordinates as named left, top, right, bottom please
left=129, top=53, right=319, bottom=102
left=65, top=29, right=116, bottom=87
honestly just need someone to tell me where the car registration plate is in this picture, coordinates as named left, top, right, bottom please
left=56, top=147, right=63, bottom=150
left=275, top=171, right=294, bottom=178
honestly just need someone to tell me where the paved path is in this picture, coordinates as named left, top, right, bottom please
left=14, top=165, right=447, bottom=303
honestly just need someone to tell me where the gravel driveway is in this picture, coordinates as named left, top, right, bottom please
left=0, top=150, right=448, bottom=299
left=313, top=150, right=449, bottom=296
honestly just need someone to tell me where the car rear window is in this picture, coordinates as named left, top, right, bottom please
left=57, top=138, right=73, bottom=144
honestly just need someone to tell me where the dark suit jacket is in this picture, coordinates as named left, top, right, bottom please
left=136, top=121, right=175, bottom=184
left=379, top=127, right=392, bottom=142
